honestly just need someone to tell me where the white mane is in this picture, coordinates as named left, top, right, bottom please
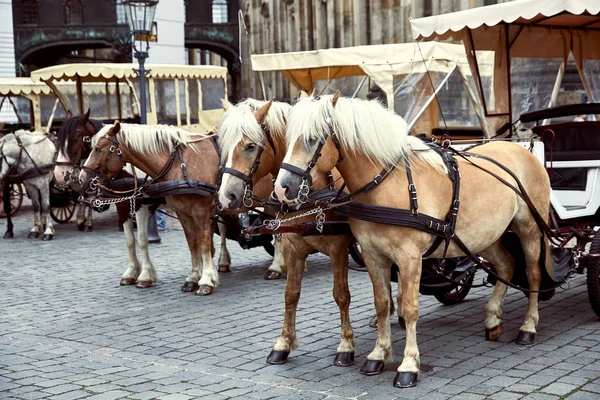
left=93, top=123, right=202, bottom=154
left=287, top=94, right=445, bottom=172
left=219, top=99, right=291, bottom=158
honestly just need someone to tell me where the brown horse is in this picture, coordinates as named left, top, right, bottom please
left=274, top=93, right=552, bottom=388
left=218, top=97, right=356, bottom=366
left=79, top=122, right=221, bottom=295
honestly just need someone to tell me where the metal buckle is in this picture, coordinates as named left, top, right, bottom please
left=298, top=178, right=311, bottom=204
left=109, top=145, right=115, bottom=153
left=243, top=185, right=254, bottom=208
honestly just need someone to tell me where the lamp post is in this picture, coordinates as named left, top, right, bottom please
left=123, top=0, right=161, bottom=243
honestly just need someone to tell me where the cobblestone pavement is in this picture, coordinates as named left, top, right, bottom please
left=1, top=204, right=599, bottom=400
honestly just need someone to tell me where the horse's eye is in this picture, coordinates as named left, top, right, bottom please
left=245, top=143, right=257, bottom=151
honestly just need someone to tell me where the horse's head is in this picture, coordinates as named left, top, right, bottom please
left=218, top=98, right=280, bottom=210
left=275, top=92, right=343, bottom=204
left=79, top=121, right=126, bottom=192
left=54, top=109, right=96, bottom=186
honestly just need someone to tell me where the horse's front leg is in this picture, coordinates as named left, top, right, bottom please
left=330, top=237, right=355, bottom=367
left=84, top=203, right=93, bottom=232
left=195, top=210, right=218, bottom=295
left=177, top=210, right=201, bottom=293
left=25, top=184, right=41, bottom=239
left=268, top=235, right=310, bottom=364
left=40, top=183, right=55, bottom=240
left=3, top=184, right=14, bottom=239
left=394, top=254, right=422, bottom=388
left=135, top=206, right=157, bottom=288
left=360, top=251, right=393, bottom=376
left=76, top=203, right=86, bottom=231
left=264, top=236, right=287, bottom=280
left=217, top=221, right=231, bottom=273
left=119, top=216, right=141, bottom=286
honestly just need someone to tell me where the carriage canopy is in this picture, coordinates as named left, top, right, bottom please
left=31, top=64, right=228, bottom=133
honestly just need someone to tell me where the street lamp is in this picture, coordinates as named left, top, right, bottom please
left=123, top=0, right=161, bottom=243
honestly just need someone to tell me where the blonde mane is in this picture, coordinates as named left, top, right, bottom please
left=219, top=99, right=291, bottom=158
left=287, top=94, right=445, bottom=172
left=93, top=123, right=204, bottom=154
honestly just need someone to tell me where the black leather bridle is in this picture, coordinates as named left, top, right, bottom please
left=82, top=133, right=126, bottom=190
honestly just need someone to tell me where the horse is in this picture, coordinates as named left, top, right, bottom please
left=274, top=93, right=552, bottom=388
left=79, top=122, right=233, bottom=295
left=0, top=130, right=58, bottom=240
left=218, top=97, right=356, bottom=366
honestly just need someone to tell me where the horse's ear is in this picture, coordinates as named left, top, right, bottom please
left=108, top=120, right=120, bottom=136
left=299, top=90, right=309, bottom=99
left=66, top=110, right=73, bottom=119
left=80, top=108, right=90, bottom=124
left=331, top=91, right=340, bottom=108
left=255, top=98, right=274, bottom=124
left=221, top=98, right=233, bottom=112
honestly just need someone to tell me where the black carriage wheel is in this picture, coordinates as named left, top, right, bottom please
left=0, top=183, right=24, bottom=218
left=434, top=269, right=475, bottom=305
left=263, top=239, right=275, bottom=257
left=349, top=238, right=368, bottom=271
left=586, top=232, right=600, bottom=317
left=50, top=200, right=76, bottom=224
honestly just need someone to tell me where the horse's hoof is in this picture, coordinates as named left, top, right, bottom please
left=333, top=352, right=355, bottom=367
left=368, top=315, right=378, bottom=328
left=266, top=350, right=289, bottom=364
left=27, top=232, right=40, bottom=239
left=3, top=232, right=14, bottom=239
left=516, top=330, right=536, bottom=345
left=120, top=278, right=137, bottom=286
left=264, top=270, right=282, bottom=280
left=218, top=265, right=231, bottom=273
left=136, top=280, right=153, bottom=288
left=393, top=371, right=419, bottom=388
left=84, top=226, right=92, bottom=232
left=485, top=324, right=503, bottom=341
left=195, top=285, right=213, bottom=296
left=77, top=223, right=85, bottom=232
left=181, top=281, right=199, bottom=292
left=398, top=316, right=406, bottom=330
left=42, top=234, right=53, bottom=241
left=360, top=359, right=385, bottom=376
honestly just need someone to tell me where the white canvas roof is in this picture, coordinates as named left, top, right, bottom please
left=0, top=78, right=53, bottom=96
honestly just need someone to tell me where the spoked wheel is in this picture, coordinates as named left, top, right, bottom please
left=349, top=238, right=368, bottom=271
left=586, top=232, right=600, bottom=317
left=434, top=269, right=475, bottom=305
left=50, top=199, right=76, bottom=224
left=0, top=183, right=24, bottom=217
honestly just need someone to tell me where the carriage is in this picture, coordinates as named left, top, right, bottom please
left=251, top=42, right=497, bottom=303
left=0, top=78, right=76, bottom=223
left=411, top=0, right=600, bottom=315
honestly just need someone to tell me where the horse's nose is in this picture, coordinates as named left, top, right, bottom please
left=227, top=191, right=238, bottom=203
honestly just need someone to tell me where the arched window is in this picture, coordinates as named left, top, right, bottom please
left=212, top=0, right=228, bottom=24
left=65, top=0, right=83, bottom=25
left=21, top=0, right=39, bottom=24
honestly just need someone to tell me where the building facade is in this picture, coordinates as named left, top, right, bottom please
left=240, top=0, right=512, bottom=100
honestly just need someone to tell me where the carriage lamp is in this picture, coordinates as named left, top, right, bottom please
left=123, top=0, right=161, bottom=243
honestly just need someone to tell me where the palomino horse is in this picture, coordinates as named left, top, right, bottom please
left=218, top=98, right=355, bottom=366
left=55, top=110, right=104, bottom=232
left=79, top=122, right=220, bottom=295
left=54, top=113, right=161, bottom=288
left=275, top=93, right=552, bottom=387
left=0, top=130, right=58, bottom=239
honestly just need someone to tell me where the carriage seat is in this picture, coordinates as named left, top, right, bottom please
left=431, top=126, right=484, bottom=141
left=532, top=121, right=600, bottom=162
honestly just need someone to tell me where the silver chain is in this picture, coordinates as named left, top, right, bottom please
left=264, top=206, right=325, bottom=231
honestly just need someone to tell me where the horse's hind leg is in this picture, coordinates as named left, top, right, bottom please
left=511, top=218, right=545, bottom=344
left=76, top=203, right=86, bottom=231
left=268, top=235, right=311, bottom=364
left=25, top=184, right=41, bottom=239
left=177, top=211, right=201, bottom=293
left=84, top=203, right=93, bottom=232
left=194, top=207, right=218, bottom=296
left=330, top=238, right=355, bottom=367
left=217, top=221, right=231, bottom=273
left=135, top=205, right=157, bottom=288
left=480, top=240, right=516, bottom=341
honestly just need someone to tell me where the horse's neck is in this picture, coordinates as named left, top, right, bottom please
left=120, top=145, right=165, bottom=179
left=336, top=152, right=401, bottom=193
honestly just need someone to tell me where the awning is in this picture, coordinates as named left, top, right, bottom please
left=31, top=64, right=228, bottom=83
left=0, top=78, right=53, bottom=96
left=411, top=0, right=600, bottom=59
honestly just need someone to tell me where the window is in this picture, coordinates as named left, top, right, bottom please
left=21, top=0, right=39, bottom=24
left=423, top=0, right=432, bottom=17
left=116, top=1, right=127, bottom=24
left=212, top=0, right=228, bottom=24
left=65, top=0, right=83, bottom=25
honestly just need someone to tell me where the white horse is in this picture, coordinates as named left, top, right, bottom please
left=1, top=130, right=58, bottom=240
